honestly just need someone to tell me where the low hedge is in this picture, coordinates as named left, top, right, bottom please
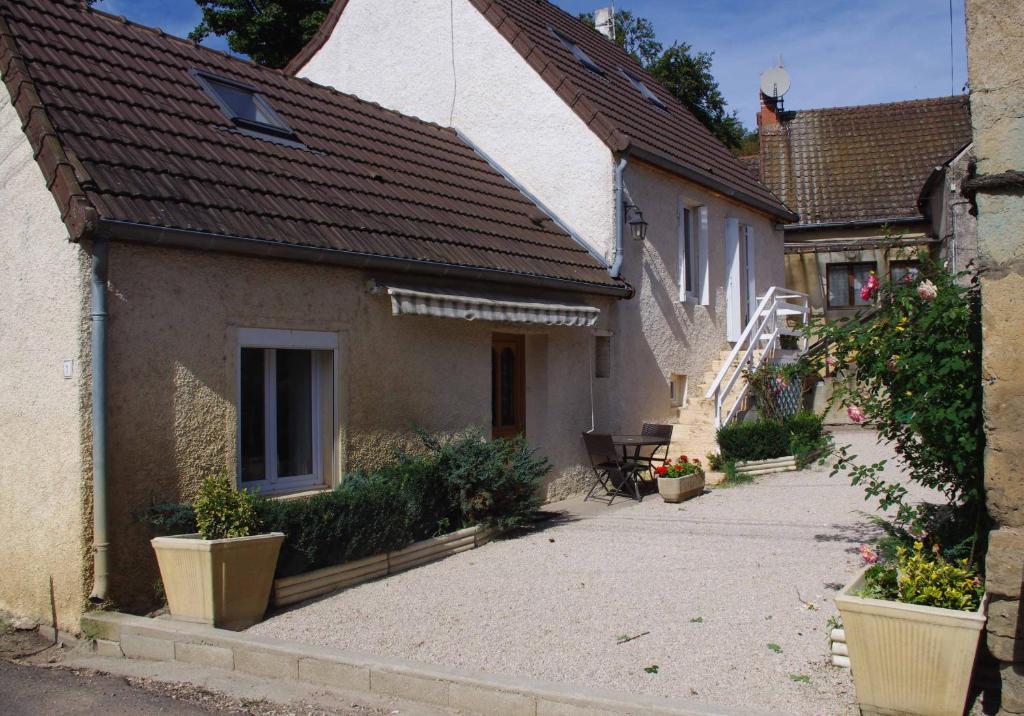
left=142, top=430, right=548, bottom=579
left=716, top=410, right=826, bottom=464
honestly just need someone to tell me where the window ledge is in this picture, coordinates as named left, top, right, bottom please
left=264, top=485, right=332, bottom=502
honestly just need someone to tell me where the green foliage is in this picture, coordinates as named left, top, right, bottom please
left=138, top=502, right=197, bottom=536
left=785, top=410, right=829, bottom=467
left=643, top=664, right=659, bottom=674
left=716, top=418, right=789, bottom=461
left=767, top=642, right=782, bottom=653
left=193, top=475, right=261, bottom=540
left=807, top=248, right=986, bottom=553
left=705, top=452, right=724, bottom=471
left=256, top=429, right=547, bottom=578
left=190, top=1, right=332, bottom=68
left=419, top=429, right=548, bottom=531
left=742, top=361, right=812, bottom=421
left=580, top=9, right=746, bottom=149
left=860, top=542, right=984, bottom=612
left=717, top=460, right=754, bottom=488
left=789, top=674, right=811, bottom=684
left=656, top=455, right=703, bottom=478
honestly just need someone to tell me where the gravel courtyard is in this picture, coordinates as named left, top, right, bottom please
left=252, top=428, right=930, bottom=716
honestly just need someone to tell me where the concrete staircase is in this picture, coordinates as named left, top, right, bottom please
left=665, top=349, right=759, bottom=462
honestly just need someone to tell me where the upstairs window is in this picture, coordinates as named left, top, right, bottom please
left=890, top=260, right=921, bottom=285
left=193, top=70, right=297, bottom=141
left=550, top=28, right=604, bottom=74
left=827, top=262, right=877, bottom=308
left=620, top=69, right=666, bottom=109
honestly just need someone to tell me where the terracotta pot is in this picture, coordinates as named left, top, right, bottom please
left=151, top=532, right=284, bottom=630
left=835, top=565, right=987, bottom=716
left=657, top=471, right=704, bottom=503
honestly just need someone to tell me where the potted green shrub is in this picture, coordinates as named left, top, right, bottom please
left=654, top=456, right=704, bottom=503
left=151, top=475, right=283, bottom=630
left=835, top=542, right=987, bottom=716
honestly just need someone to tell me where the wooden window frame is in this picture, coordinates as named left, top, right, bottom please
left=826, top=261, right=878, bottom=309
left=889, top=260, right=920, bottom=284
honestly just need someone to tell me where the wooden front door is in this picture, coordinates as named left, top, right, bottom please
left=491, top=334, right=525, bottom=439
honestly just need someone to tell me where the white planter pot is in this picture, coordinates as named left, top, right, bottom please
left=657, top=471, right=704, bottom=503
left=152, top=532, right=284, bottom=631
left=834, top=565, right=987, bottom=716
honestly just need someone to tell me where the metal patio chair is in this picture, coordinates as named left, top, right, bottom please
left=581, top=432, right=642, bottom=504
left=633, top=423, right=674, bottom=478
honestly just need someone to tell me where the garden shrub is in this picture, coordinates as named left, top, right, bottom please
left=194, top=474, right=261, bottom=540
left=784, top=410, right=828, bottom=466
left=139, top=501, right=197, bottom=536
left=422, top=429, right=549, bottom=531
left=145, top=430, right=549, bottom=579
left=716, top=418, right=790, bottom=461
left=859, top=542, right=983, bottom=612
left=808, top=247, right=987, bottom=561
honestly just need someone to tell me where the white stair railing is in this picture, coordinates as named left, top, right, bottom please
left=704, top=286, right=810, bottom=428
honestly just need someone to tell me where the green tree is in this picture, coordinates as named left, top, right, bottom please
left=581, top=10, right=746, bottom=150
left=578, top=10, right=662, bottom=67
left=189, top=0, right=332, bottom=69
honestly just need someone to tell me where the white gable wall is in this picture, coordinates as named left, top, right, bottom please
left=297, top=0, right=616, bottom=261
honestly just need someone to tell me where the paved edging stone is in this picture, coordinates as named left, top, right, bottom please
left=80, top=611, right=773, bottom=716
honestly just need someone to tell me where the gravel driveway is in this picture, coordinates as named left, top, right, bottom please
left=253, top=428, right=930, bottom=716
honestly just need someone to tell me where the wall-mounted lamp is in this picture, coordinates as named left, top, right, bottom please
left=624, top=203, right=648, bottom=241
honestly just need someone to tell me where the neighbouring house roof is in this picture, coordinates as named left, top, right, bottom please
left=288, top=0, right=796, bottom=223
left=760, top=95, right=972, bottom=229
left=0, top=0, right=628, bottom=295
left=739, top=155, right=760, bottom=181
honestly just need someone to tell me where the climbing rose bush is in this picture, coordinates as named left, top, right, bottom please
left=808, top=250, right=986, bottom=560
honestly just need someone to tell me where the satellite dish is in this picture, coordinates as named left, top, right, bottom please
left=760, top=66, right=791, bottom=99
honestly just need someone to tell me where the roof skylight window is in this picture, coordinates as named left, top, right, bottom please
left=620, top=69, right=667, bottom=109
left=192, top=70, right=297, bottom=141
left=550, top=28, right=604, bottom=74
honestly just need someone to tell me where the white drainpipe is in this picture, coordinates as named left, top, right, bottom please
left=610, top=158, right=628, bottom=278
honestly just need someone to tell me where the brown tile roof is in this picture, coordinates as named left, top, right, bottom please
left=739, top=154, right=760, bottom=180
left=288, top=0, right=795, bottom=222
left=0, top=0, right=627, bottom=294
left=759, top=96, right=972, bottom=227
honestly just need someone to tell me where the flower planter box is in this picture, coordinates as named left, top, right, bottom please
left=271, top=525, right=494, bottom=608
left=152, top=532, right=284, bottom=631
left=657, top=471, right=704, bottom=503
left=834, top=565, right=987, bottom=716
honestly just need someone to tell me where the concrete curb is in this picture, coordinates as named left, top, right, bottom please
left=81, top=611, right=773, bottom=716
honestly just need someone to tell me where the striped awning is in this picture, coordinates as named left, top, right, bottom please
left=382, top=284, right=600, bottom=327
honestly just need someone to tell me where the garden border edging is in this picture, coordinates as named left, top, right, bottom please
left=272, top=525, right=494, bottom=607
left=80, top=611, right=769, bottom=716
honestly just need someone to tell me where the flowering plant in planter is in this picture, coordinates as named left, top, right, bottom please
left=655, top=456, right=703, bottom=503
left=655, top=455, right=702, bottom=478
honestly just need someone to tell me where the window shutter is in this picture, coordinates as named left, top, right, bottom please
left=698, top=206, right=710, bottom=305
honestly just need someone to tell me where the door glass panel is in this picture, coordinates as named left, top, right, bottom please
left=239, top=348, right=266, bottom=483
left=500, top=347, right=516, bottom=427
left=682, top=208, right=693, bottom=293
left=276, top=349, right=313, bottom=478
left=827, top=264, right=849, bottom=306
left=491, top=348, right=499, bottom=429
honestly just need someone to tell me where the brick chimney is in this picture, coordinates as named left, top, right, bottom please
left=757, top=92, right=780, bottom=129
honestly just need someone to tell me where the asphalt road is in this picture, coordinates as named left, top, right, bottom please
left=0, top=659, right=213, bottom=715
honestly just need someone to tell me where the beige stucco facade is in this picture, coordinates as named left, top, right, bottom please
left=99, top=241, right=616, bottom=611
left=966, top=0, right=1024, bottom=711
left=0, top=90, right=89, bottom=630
left=612, top=160, right=784, bottom=430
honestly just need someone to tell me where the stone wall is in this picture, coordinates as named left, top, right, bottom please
left=966, top=0, right=1024, bottom=712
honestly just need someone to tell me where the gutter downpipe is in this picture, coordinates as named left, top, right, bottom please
left=89, top=239, right=109, bottom=603
left=610, top=157, right=628, bottom=278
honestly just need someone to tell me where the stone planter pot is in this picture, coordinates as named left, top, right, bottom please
left=657, top=471, right=704, bottom=503
left=152, top=532, right=284, bottom=631
left=834, top=564, right=988, bottom=716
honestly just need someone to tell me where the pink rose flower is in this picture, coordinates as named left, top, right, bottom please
left=859, top=273, right=880, bottom=301
left=917, top=279, right=938, bottom=301
left=847, top=405, right=866, bottom=424
left=859, top=544, right=879, bottom=564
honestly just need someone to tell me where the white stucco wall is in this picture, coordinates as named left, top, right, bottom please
left=297, top=0, right=616, bottom=261
left=608, top=161, right=785, bottom=429
left=0, top=90, right=88, bottom=628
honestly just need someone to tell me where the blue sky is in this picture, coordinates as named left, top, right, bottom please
left=93, top=0, right=967, bottom=130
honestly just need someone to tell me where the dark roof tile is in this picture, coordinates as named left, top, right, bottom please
left=759, top=96, right=972, bottom=226
left=0, top=0, right=624, bottom=292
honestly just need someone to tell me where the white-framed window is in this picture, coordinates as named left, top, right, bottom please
left=237, top=328, right=337, bottom=494
left=678, top=202, right=709, bottom=304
